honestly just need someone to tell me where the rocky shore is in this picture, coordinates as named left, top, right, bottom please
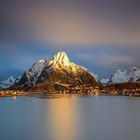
left=1, top=82, right=140, bottom=98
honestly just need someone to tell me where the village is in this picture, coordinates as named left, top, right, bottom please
left=0, top=90, right=27, bottom=97
left=100, top=84, right=140, bottom=97
left=0, top=82, right=140, bottom=97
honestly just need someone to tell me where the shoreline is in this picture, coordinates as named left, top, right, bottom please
left=0, top=89, right=140, bottom=98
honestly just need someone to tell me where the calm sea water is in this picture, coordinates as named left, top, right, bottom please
left=0, top=95, right=140, bottom=140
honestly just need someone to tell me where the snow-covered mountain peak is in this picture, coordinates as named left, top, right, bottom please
left=2, top=76, right=15, bottom=84
left=47, top=51, right=70, bottom=68
left=109, top=66, right=140, bottom=84
left=0, top=76, right=16, bottom=89
left=25, top=60, right=45, bottom=83
left=100, top=78, right=109, bottom=85
left=26, top=60, right=45, bottom=74
left=129, top=67, right=139, bottom=72
left=10, top=51, right=98, bottom=90
left=38, top=59, right=45, bottom=63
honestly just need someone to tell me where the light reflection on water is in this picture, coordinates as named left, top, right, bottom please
left=0, top=95, right=140, bottom=140
left=47, top=96, right=79, bottom=140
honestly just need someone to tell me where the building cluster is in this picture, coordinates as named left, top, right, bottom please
left=0, top=90, right=27, bottom=97
left=100, top=87, right=140, bottom=97
left=52, top=82, right=99, bottom=95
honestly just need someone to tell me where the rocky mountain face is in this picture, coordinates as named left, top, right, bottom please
left=0, top=76, right=16, bottom=89
left=10, top=52, right=98, bottom=92
left=0, top=76, right=21, bottom=89
left=108, top=67, right=140, bottom=84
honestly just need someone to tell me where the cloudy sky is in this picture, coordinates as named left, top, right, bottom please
left=0, top=0, right=140, bottom=80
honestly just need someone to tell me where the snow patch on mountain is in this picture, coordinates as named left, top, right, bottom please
left=100, top=79, right=109, bottom=85
left=89, top=72, right=99, bottom=82
left=25, top=59, right=45, bottom=83
left=77, top=65, right=98, bottom=82
left=47, top=51, right=70, bottom=68
left=109, top=67, right=140, bottom=84
left=0, top=76, right=16, bottom=89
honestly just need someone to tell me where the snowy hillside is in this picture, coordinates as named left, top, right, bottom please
left=10, top=51, right=98, bottom=90
left=109, top=67, right=140, bottom=84
left=0, top=76, right=16, bottom=89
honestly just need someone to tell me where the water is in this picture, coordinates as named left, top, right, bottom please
left=0, top=95, right=140, bottom=140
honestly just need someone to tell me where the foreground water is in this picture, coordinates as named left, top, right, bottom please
left=0, top=95, right=140, bottom=140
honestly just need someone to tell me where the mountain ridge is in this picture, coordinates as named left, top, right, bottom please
left=108, top=67, right=140, bottom=84
left=10, top=51, right=98, bottom=93
left=0, top=76, right=16, bottom=89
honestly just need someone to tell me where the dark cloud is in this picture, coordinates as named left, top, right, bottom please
left=1, top=0, right=140, bottom=45
left=0, top=0, right=140, bottom=79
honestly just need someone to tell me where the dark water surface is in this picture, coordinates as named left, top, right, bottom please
left=0, top=95, right=140, bottom=140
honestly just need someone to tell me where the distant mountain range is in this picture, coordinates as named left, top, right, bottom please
left=0, top=51, right=140, bottom=91
left=0, top=76, right=21, bottom=89
left=0, top=76, right=15, bottom=89
left=101, top=67, right=140, bottom=85
left=109, top=67, right=140, bottom=83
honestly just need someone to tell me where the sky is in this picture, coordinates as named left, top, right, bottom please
left=0, top=0, right=140, bottom=80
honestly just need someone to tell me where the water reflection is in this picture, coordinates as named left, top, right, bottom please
left=1, top=96, right=140, bottom=140
left=47, top=97, right=79, bottom=140
left=36, top=94, right=72, bottom=99
left=12, top=96, right=17, bottom=99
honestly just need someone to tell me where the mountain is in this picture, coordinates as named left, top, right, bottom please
left=109, top=67, right=140, bottom=84
left=0, top=76, right=21, bottom=89
left=11, top=59, right=45, bottom=89
left=0, top=76, right=16, bottom=89
left=100, top=78, right=109, bottom=85
left=10, top=51, right=98, bottom=92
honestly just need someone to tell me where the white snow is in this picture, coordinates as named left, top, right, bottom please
left=79, top=65, right=98, bottom=81
left=109, top=67, right=140, bottom=84
left=100, top=79, right=109, bottom=85
left=25, top=60, right=45, bottom=83
left=0, top=76, right=16, bottom=89
left=47, top=51, right=70, bottom=68
left=80, top=66, right=88, bottom=71
left=38, top=59, right=45, bottom=63
left=89, top=72, right=99, bottom=82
